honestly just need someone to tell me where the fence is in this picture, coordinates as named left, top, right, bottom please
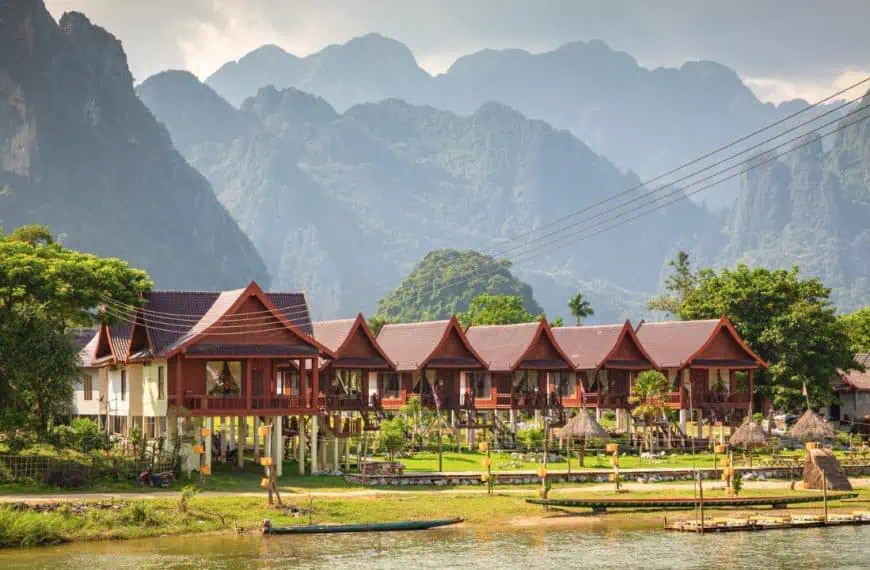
left=0, top=451, right=179, bottom=487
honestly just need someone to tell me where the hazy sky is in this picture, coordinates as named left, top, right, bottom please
left=45, top=0, right=870, bottom=103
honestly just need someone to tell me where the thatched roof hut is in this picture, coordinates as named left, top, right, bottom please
left=789, top=410, right=835, bottom=441
left=729, top=420, right=768, bottom=449
left=559, top=410, right=609, bottom=441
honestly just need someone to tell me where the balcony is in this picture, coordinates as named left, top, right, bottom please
left=252, top=395, right=306, bottom=410
left=322, top=393, right=368, bottom=411
left=579, top=392, right=629, bottom=409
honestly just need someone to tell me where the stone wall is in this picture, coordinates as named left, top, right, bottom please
left=344, top=465, right=870, bottom=487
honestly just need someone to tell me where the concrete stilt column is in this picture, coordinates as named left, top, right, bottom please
left=345, top=438, right=351, bottom=472
left=205, top=417, right=214, bottom=469
left=274, top=416, right=283, bottom=477
left=237, top=416, right=245, bottom=468
left=509, top=409, right=518, bottom=434
left=333, top=436, right=339, bottom=472
left=534, top=410, right=542, bottom=428
left=311, top=416, right=319, bottom=474
left=696, top=411, right=703, bottom=439
left=679, top=409, right=688, bottom=434
left=229, top=416, right=236, bottom=448
left=595, top=407, right=602, bottom=422
left=298, top=418, right=307, bottom=475
left=220, top=416, right=228, bottom=462
left=254, top=416, right=261, bottom=459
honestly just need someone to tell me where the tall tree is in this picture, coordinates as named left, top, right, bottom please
left=0, top=226, right=152, bottom=435
left=567, top=293, right=594, bottom=325
left=646, top=250, right=697, bottom=315
left=679, top=265, right=858, bottom=411
left=841, top=306, right=870, bottom=353
left=458, top=294, right=540, bottom=327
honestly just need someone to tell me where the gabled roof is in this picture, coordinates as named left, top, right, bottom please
left=87, top=282, right=322, bottom=365
left=839, top=353, right=870, bottom=392
left=552, top=320, right=657, bottom=370
left=162, top=281, right=332, bottom=358
left=465, top=320, right=572, bottom=372
left=377, top=316, right=487, bottom=372
left=312, top=314, right=395, bottom=369
left=635, top=317, right=766, bottom=369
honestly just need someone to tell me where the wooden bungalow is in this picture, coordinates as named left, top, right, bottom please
left=376, top=317, right=488, bottom=411
left=635, top=317, right=767, bottom=430
left=552, top=320, right=658, bottom=411
left=464, top=321, right=574, bottom=415
left=310, top=313, right=396, bottom=434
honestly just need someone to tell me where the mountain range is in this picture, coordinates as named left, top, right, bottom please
left=0, top=0, right=268, bottom=289
left=205, top=34, right=837, bottom=211
left=138, top=71, right=721, bottom=321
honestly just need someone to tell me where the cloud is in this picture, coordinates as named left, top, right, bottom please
left=44, top=0, right=870, bottom=100
left=743, top=70, right=870, bottom=105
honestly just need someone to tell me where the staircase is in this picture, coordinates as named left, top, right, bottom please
left=805, top=449, right=852, bottom=490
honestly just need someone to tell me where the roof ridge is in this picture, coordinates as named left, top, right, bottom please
left=641, top=318, right=719, bottom=325
left=312, top=317, right=357, bottom=325
left=380, top=320, right=451, bottom=328
left=467, top=322, right=539, bottom=329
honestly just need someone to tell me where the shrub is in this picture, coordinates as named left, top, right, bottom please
left=120, top=502, right=160, bottom=527
left=42, top=464, right=89, bottom=488
left=71, top=418, right=110, bottom=453
left=516, top=428, right=543, bottom=451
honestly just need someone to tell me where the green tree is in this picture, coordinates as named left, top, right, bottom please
left=378, top=417, right=407, bottom=461
left=567, top=293, right=594, bottom=325
left=0, top=225, right=152, bottom=436
left=375, top=249, right=543, bottom=323
left=367, top=315, right=388, bottom=336
left=679, top=265, right=858, bottom=411
left=630, top=370, right=670, bottom=451
left=841, top=306, right=870, bottom=353
left=550, top=317, right=565, bottom=328
left=0, top=224, right=152, bottom=326
left=0, top=314, right=79, bottom=435
left=646, top=250, right=697, bottom=315
left=458, top=294, right=540, bottom=327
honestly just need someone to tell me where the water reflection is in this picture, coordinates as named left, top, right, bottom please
left=2, top=525, right=868, bottom=570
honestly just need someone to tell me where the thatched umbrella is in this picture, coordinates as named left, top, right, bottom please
left=560, top=410, right=609, bottom=467
left=789, top=409, right=835, bottom=442
left=729, top=420, right=769, bottom=467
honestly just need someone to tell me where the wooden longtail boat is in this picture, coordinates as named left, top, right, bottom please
left=262, top=517, right=464, bottom=535
left=527, top=493, right=857, bottom=512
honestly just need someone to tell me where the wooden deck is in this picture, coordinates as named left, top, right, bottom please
left=527, top=493, right=858, bottom=511
left=664, top=513, right=870, bottom=533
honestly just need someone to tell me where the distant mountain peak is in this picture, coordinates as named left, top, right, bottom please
left=242, top=85, right=338, bottom=126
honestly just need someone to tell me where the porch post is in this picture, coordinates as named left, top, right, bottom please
left=273, top=415, right=283, bottom=477
left=298, top=417, right=307, bottom=475
left=254, top=416, right=261, bottom=458
left=748, top=369, right=754, bottom=416
left=205, top=417, right=213, bottom=470
left=175, top=355, right=183, bottom=413
left=312, top=357, right=320, bottom=409
left=311, top=415, right=320, bottom=474
left=301, top=359, right=309, bottom=408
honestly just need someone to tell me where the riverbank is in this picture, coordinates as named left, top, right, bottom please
left=2, top=479, right=869, bottom=548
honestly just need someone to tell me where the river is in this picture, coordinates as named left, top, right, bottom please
left=2, top=524, right=868, bottom=569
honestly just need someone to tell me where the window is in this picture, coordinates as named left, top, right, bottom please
left=512, top=370, right=539, bottom=393
left=378, top=372, right=400, bottom=398
left=206, top=361, right=242, bottom=395
left=157, top=366, right=165, bottom=400
left=334, top=369, right=363, bottom=396
left=554, top=371, right=577, bottom=398
left=120, top=370, right=127, bottom=401
left=471, top=371, right=490, bottom=398
left=277, top=369, right=300, bottom=395
left=83, top=375, right=93, bottom=401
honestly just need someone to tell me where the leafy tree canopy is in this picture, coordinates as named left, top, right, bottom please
left=646, top=250, right=696, bottom=315
left=678, top=264, right=858, bottom=411
left=376, top=249, right=542, bottom=323
left=840, top=306, right=870, bottom=353
left=458, top=294, right=541, bottom=328
left=0, top=225, right=153, bottom=327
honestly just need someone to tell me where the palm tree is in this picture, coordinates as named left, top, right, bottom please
left=630, top=370, right=670, bottom=452
left=568, top=293, right=594, bottom=325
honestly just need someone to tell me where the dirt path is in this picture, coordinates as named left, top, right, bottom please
left=2, top=478, right=867, bottom=504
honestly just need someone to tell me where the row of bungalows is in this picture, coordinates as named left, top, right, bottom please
left=74, top=282, right=767, bottom=471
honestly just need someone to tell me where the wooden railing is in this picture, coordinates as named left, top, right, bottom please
left=252, top=395, right=305, bottom=410
left=182, top=395, right=244, bottom=411
left=664, top=392, right=682, bottom=405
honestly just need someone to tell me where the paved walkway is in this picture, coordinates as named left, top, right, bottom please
left=2, top=478, right=867, bottom=503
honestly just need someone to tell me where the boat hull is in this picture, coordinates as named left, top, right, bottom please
left=265, top=517, right=464, bottom=535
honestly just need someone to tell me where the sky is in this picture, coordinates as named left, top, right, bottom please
left=45, top=0, right=870, bottom=103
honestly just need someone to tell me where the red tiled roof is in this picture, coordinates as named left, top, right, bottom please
left=107, top=323, right=133, bottom=362
left=841, top=353, right=870, bottom=391
left=635, top=319, right=721, bottom=369
left=378, top=320, right=452, bottom=372
left=377, top=318, right=485, bottom=372
left=465, top=322, right=542, bottom=372
left=552, top=324, right=626, bottom=369
left=312, top=318, right=357, bottom=353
